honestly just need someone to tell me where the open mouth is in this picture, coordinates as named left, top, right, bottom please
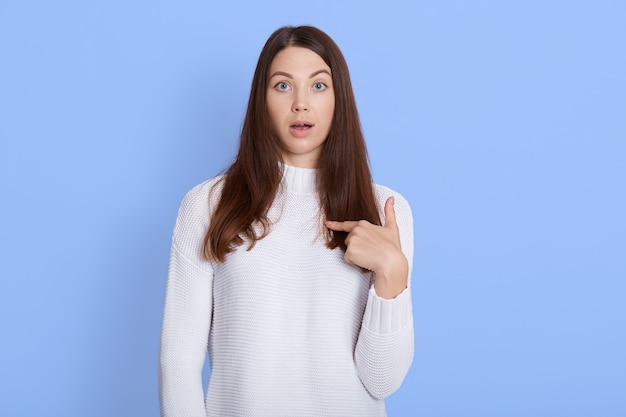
left=290, top=123, right=313, bottom=130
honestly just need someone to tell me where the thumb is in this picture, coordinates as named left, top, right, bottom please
left=383, top=196, right=398, bottom=231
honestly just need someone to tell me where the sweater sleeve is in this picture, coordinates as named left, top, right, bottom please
left=159, top=182, right=215, bottom=417
left=355, top=188, right=415, bottom=399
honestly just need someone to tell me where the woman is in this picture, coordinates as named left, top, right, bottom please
left=159, top=25, right=414, bottom=416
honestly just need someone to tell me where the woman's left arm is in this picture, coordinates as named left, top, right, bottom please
left=326, top=192, right=414, bottom=399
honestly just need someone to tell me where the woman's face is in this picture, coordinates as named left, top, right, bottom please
left=267, top=46, right=335, bottom=168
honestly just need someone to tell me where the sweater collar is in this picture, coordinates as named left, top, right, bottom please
left=281, top=163, right=317, bottom=194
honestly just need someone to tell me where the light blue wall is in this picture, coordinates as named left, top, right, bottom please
left=1, top=1, right=625, bottom=416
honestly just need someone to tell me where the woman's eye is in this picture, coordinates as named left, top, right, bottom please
left=313, top=82, right=327, bottom=91
left=276, top=82, right=290, bottom=91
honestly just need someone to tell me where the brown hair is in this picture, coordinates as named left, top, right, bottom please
left=203, top=25, right=381, bottom=262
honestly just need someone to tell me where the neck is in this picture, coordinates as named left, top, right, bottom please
left=280, top=163, right=317, bottom=194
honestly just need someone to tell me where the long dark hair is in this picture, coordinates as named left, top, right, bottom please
left=204, top=25, right=381, bottom=262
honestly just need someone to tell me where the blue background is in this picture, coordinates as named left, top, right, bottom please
left=1, top=1, right=625, bottom=416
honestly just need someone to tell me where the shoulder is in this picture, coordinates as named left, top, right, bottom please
left=372, top=184, right=412, bottom=214
left=173, top=176, right=225, bottom=237
left=372, top=183, right=413, bottom=232
left=180, top=175, right=225, bottom=209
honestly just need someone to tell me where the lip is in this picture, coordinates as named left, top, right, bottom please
left=288, top=120, right=314, bottom=138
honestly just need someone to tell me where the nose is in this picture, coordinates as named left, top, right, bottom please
left=291, top=89, right=309, bottom=112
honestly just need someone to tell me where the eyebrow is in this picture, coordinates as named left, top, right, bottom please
left=269, top=69, right=332, bottom=79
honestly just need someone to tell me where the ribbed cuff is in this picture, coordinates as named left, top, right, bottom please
left=361, top=286, right=413, bottom=334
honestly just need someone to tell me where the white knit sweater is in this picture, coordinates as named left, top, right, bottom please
left=159, top=164, right=414, bottom=417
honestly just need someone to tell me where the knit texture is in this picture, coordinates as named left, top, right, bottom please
left=159, top=164, right=414, bottom=417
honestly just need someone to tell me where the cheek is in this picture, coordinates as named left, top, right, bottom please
left=266, top=99, right=282, bottom=131
left=267, top=96, right=288, bottom=118
left=324, top=100, right=336, bottom=126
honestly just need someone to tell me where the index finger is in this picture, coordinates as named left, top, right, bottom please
left=325, top=220, right=359, bottom=232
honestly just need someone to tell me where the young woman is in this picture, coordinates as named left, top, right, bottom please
left=159, top=25, right=414, bottom=416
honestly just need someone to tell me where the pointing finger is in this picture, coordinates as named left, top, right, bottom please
left=325, top=220, right=359, bottom=233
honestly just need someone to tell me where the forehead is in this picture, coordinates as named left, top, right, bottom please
left=269, top=46, right=331, bottom=75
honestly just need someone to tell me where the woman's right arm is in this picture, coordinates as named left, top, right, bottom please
left=159, top=183, right=215, bottom=417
